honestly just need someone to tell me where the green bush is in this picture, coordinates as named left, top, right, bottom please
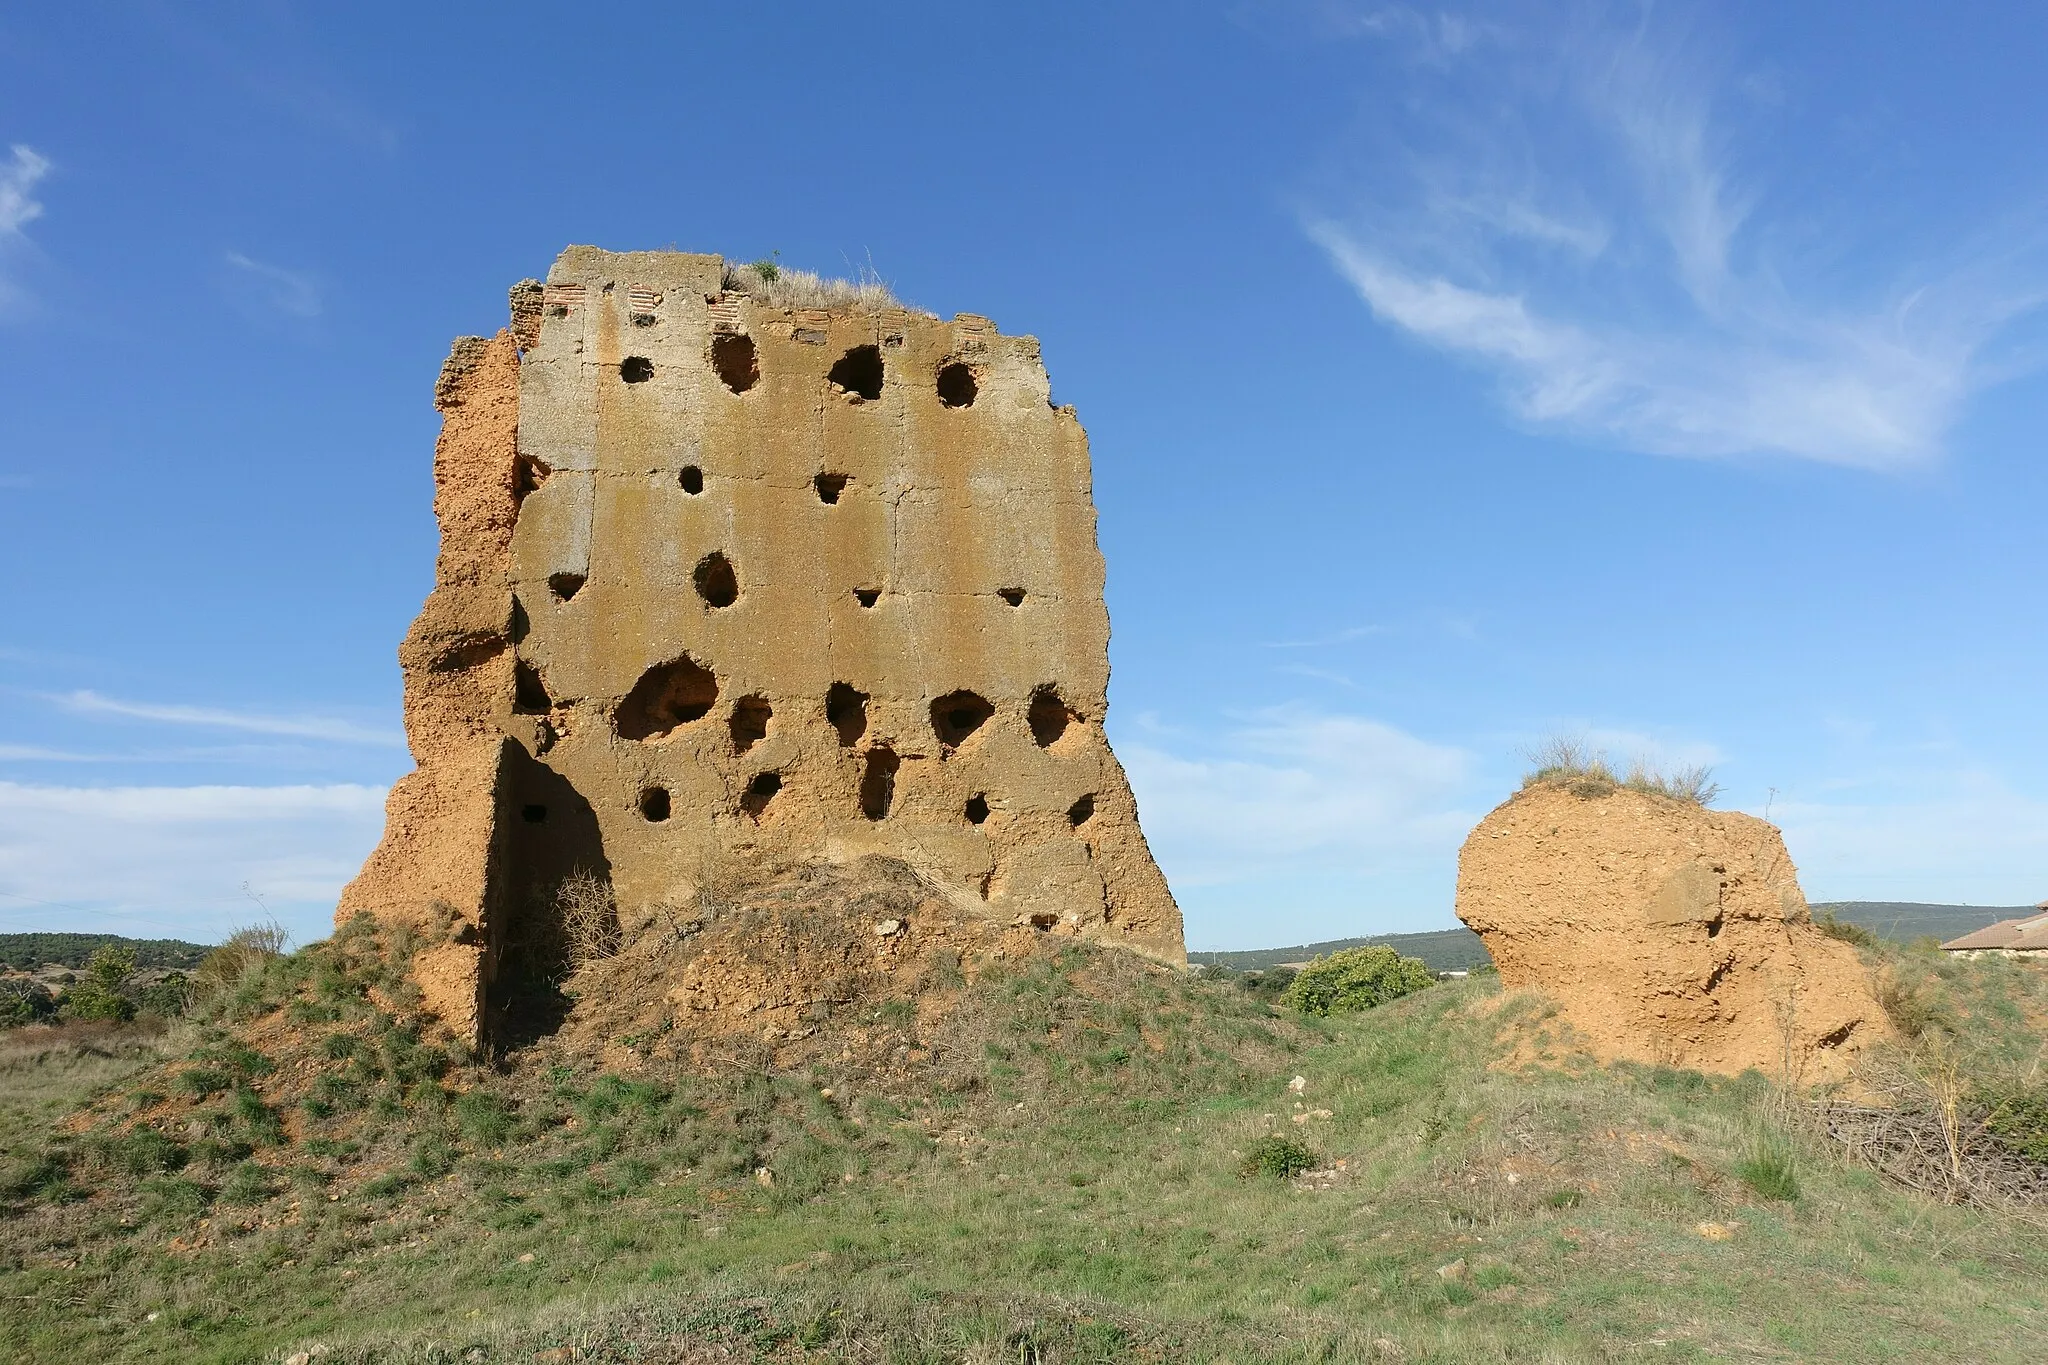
left=0, top=977, right=55, bottom=1028
left=59, top=945, right=137, bottom=1022
left=1240, top=1134, right=1317, bottom=1179
left=1982, top=1086, right=2048, bottom=1163
left=134, top=972, right=192, bottom=1017
left=1286, top=946, right=1435, bottom=1016
left=1814, top=910, right=1878, bottom=949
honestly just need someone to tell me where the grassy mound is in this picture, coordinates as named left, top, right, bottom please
left=4, top=906, right=2047, bottom=1362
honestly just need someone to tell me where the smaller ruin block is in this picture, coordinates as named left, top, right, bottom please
left=1455, top=783, right=1892, bottom=1083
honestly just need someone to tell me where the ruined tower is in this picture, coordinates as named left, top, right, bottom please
left=339, top=248, right=1184, bottom=1043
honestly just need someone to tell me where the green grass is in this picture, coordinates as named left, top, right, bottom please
left=1, top=933, right=2045, bottom=1363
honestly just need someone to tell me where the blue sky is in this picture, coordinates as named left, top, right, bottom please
left=4, top=2, right=2048, bottom=951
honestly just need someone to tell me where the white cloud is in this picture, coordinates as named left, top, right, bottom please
left=0, top=144, right=52, bottom=314
left=1306, top=9, right=2048, bottom=469
left=0, top=144, right=49, bottom=236
left=1773, top=778, right=2048, bottom=906
left=0, top=780, right=387, bottom=945
left=52, top=689, right=404, bottom=747
left=224, top=250, right=322, bottom=318
left=1121, top=706, right=1479, bottom=944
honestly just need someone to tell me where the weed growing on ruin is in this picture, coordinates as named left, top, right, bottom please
left=719, top=257, right=918, bottom=315
left=1523, top=735, right=1721, bottom=804
left=557, top=871, right=620, bottom=968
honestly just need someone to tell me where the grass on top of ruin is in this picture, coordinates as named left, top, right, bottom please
left=3, top=928, right=2047, bottom=1364
left=1521, top=734, right=1724, bottom=806
left=719, top=256, right=918, bottom=316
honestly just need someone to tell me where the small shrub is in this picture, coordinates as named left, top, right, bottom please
left=1877, top=971, right=1944, bottom=1041
left=189, top=923, right=289, bottom=1013
left=60, top=945, right=137, bottom=1022
left=1814, top=910, right=1879, bottom=949
left=1286, top=946, right=1434, bottom=1016
left=0, top=977, right=56, bottom=1028
left=1240, top=1134, right=1317, bottom=1179
left=558, top=872, right=619, bottom=969
left=1736, top=1135, right=1800, bottom=1201
left=1981, top=1086, right=2048, bottom=1163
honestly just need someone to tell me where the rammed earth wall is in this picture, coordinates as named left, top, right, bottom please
left=339, top=248, right=1184, bottom=1045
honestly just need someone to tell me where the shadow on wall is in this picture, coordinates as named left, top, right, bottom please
left=487, top=740, right=610, bottom=1050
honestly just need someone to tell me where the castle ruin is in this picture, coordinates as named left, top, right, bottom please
left=338, top=248, right=1184, bottom=1045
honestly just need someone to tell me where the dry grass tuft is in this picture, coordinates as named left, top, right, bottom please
left=1522, top=735, right=1721, bottom=805
left=188, top=922, right=289, bottom=1011
left=556, top=871, right=619, bottom=969
left=719, top=258, right=923, bottom=315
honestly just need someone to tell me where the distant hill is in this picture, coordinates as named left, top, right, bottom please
left=0, top=932, right=214, bottom=971
left=1192, top=901, right=2038, bottom=974
left=1190, top=928, right=1492, bottom=974
left=1814, top=902, right=2035, bottom=944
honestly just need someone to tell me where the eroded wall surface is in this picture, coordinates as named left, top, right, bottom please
left=340, top=248, right=1184, bottom=1041
left=1455, top=784, right=1891, bottom=1084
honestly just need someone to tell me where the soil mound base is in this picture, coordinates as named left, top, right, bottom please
left=1454, top=783, right=1891, bottom=1083
left=534, top=855, right=1147, bottom=1079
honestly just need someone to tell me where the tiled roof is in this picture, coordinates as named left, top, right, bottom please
left=1942, top=912, right=2048, bottom=951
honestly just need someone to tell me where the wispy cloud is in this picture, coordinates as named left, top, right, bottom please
left=0, top=144, right=50, bottom=235
left=1774, top=774, right=2048, bottom=905
left=224, top=251, right=322, bottom=318
left=0, top=143, right=52, bottom=314
left=1261, top=624, right=1383, bottom=649
left=1275, top=663, right=1359, bottom=688
left=1295, top=3, right=1506, bottom=61
left=51, top=690, right=403, bottom=747
left=1304, top=5, right=2048, bottom=470
left=0, top=780, right=386, bottom=945
left=0, top=744, right=117, bottom=762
